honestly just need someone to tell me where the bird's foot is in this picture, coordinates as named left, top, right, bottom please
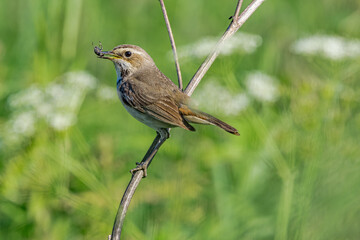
left=130, top=161, right=149, bottom=177
left=158, top=128, right=170, bottom=140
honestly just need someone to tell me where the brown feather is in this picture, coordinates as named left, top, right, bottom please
left=145, top=98, right=195, bottom=131
left=119, top=76, right=195, bottom=131
left=179, top=105, right=240, bottom=136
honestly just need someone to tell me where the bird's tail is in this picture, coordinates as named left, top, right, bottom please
left=179, top=105, right=240, bottom=136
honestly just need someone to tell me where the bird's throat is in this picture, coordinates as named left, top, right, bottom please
left=116, top=76, right=123, bottom=89
left=114, top=63, right=123, bottom=89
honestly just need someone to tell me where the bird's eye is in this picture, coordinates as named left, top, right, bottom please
left=124, top=51, right=132, bottom=57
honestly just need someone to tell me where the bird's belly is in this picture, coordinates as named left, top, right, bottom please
left=117, top=92, right=171, bottom=130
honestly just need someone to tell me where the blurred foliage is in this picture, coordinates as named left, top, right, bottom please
left=1, top=0, right=360, bottom=239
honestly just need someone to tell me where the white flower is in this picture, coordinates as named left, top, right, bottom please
left=66, top=71, right=97, bottom=90
left=3, top=71, right=98, bottom=136
left=7, top=86, right=44, bottom=109
left=223, top=94, right=250, bottom=115
left=177, top=32, right=262, bottom=59
left=245, top=71, right=279, bottom=102
left=194, top=80, right=249, bottom=115
left=96, top=84, right=118, bottom=102
left=46, top=83, right=73, bottom=107
left=47, top=112, right=76, bottom=131
left=10, top=111, right=36, bottom=136
left=291, top=34, right=360, bottom=60
left=222, top=32, right=263, bottom=54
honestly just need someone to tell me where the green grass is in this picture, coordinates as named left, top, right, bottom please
left=1, top=0, right=360, bottom=239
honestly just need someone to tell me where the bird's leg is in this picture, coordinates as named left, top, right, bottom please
left=130, top=129, right=169, bottom=177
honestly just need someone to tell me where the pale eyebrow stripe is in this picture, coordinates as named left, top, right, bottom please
left=123, top=48, right=145, bottom=56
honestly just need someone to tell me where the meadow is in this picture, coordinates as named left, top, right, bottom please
left=1, top=0, right=360, bottom=239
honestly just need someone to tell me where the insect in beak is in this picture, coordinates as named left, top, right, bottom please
left=94, top=43, right=119, bottom=60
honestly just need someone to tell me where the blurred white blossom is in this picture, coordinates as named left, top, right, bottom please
left=291, top=34, right=360, bottom=60
left=8, top=86, right=44, bottom=109
left=47, top=112, right=76, bottom=131
left=194, top=80, right=249, bottom=116
left=177, top=32, right=262, bottom=59
left=66, top=71, right=97, bottom=90
left=9, top=111, right=36, bottom=136
left=36, top=102, right=53, bottom=118
left=245, top=71, right=279, bottom=103
left=96, top=84, right=118, bottom=102
left=2, top=111, right=36, bottom=145
left=2, top=71, right=97, bottom=145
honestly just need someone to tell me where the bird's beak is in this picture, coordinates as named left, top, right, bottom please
left=100, top=51, right=119, bottom=60
left=94, top=46, right=119, bottom=60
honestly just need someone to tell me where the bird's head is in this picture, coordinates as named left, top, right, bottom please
left=95, top=44, right=155, bottom=78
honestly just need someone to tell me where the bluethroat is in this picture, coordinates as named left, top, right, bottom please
left=95, top=44, right=240, bottom=175
left=95, top=44, right=239, bottom=140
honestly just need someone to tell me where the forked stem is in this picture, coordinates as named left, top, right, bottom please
left=109, top=0, right=265, bottom=239
left=159, top=0, right=183, bottom=90
left=185, top=0, right=265, bottom=96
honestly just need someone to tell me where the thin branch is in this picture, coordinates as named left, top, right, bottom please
left=159, top=0, right=183, bottom=90
left=184, top=0, right=265, bottom=96
left=233, top=0, right=244, bottom=20
left=109, top=171, right=143, bottom=240
left=109, top=0, right=265, bottom=239
left=110, top=134, right=165, bottom=240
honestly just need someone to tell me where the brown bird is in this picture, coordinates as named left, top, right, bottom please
left=95, top=44, right=239, bottom=141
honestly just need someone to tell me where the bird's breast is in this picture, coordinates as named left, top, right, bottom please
left=116, top=77, right=122, bottom=89
left=116, top=84, right=171, bottom=130
left=117, top=80, right=134, bottom=108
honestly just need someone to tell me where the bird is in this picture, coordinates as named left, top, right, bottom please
left=95, top=44, right=239, bottom=138
left=95, top=44, right=239, bottom=175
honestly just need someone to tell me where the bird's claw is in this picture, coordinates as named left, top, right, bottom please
left=130, top=162, right=148, bottom=177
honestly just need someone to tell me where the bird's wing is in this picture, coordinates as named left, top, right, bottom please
left=145, top=98, right=194, bottom=131
left=119, top=78, right=195, bottom=131
left=119, top=80, right=154, bottom=112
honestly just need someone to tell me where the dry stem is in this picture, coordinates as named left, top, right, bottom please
left=159, top=0, right=183, bottom=90
left=109, top=0, right=265, bottom=239
left=185, top=0, right=264, bottom=96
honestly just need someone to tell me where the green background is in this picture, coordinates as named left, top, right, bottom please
left=1, top=0, right=360, bottom=239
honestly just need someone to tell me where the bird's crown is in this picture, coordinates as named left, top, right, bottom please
left=97, top=44, right=155, bottom=69
left=96, top=44, right=162, bottom=81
